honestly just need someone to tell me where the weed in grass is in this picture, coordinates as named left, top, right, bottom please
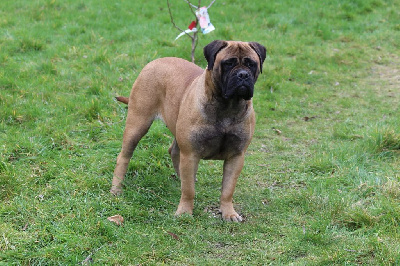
left=37, top=61, right=57, bottom=76
left=17, top=38, right=45, bottom=53
left=306, top=152, right=337, bottom=175
left=339, top=207, right=379, bottom=231
left=367, top=127, right=400, bottom=154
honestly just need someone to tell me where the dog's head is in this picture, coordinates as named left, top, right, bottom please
left=204, top=40, right=266, bottom=100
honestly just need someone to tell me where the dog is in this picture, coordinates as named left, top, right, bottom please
left=111, top=40, right=266, bottom=222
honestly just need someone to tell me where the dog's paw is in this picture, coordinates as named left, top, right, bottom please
left=110, top=186, right=123, bottom=196
left=175, top=203, right=194, bottom=217
left=222, top=211, right=243, bottom=222
left=175, top=208, right=193, bottom=217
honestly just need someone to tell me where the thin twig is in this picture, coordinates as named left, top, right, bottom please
left=167, top=0, right=213, bottom=62
left=207, top=0, right=216, bottom=9
left=189, top=0, right=201, bottom=62
left=182, top=0, right=198, bottom=8
left=81, top=244, right=111, bottom=265
left=184, top=0, right=215, bottom=9
left=187, top=0, right=198, bottom=16
left=167, top=0, right=195, bottom=41
left=167, top=0, right=187, bottom=34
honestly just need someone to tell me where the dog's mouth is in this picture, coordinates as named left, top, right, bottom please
left=223, top=83, right=254, bottom=100
left=236, top=85, right=252, bottom=100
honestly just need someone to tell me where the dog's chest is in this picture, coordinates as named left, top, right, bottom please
left=191, top=120, right=249, bottom=160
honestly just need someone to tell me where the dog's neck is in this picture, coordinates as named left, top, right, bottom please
left=204, top=69, right=217, bottom=101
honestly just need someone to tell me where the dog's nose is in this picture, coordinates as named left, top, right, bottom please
left=237, top=70, right=250, bottom=80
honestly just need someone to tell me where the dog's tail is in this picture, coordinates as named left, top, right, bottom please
left=115, top=96, right=129, bottom=104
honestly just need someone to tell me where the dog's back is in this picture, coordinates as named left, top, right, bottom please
left=116, top=57, right=203, bottom=106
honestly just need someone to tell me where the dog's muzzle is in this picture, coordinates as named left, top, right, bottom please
left=223, top=69, right=254, bottom=100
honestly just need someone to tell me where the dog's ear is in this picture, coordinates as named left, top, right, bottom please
left=204, top=40, right=228, bottom=70
left=249, top=42, right=267, bottom=73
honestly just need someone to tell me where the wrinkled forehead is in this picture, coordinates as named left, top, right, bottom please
left=217, top=42, right=259, bottom=61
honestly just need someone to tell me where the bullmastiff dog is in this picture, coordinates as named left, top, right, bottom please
left=111, top=40, right=266, bottom=222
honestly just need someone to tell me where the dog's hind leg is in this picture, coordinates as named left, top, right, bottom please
left=111, top=109, right=155, bottom=195
left=168, top=138, right=180, bottom=177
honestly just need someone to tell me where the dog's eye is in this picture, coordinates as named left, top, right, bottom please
left=224, top=59, right=237, bottom=68
left=245, top=61, right=256, bottom=68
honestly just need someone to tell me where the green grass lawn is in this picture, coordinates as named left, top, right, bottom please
left=1, top=0, right=400, bottom=264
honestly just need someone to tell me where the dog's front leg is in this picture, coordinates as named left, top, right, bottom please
left=220, top=153, right=245, bottom=222
left=175, top=153, right=199, bottom=216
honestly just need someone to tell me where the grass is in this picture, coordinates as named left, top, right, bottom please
left=1, top=0, right=400, bottom=264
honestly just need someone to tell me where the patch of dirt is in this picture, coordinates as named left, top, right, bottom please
left=369, top=54, right=400, bottom=99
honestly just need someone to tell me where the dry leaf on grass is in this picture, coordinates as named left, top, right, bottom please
left=107, top=215, right=124, bottom=226
left=22, top=223, right=29, bottom=231
left=167, top=231, right=180, bottom=241
left=303, top=116, right=317, bottom=121
left=272, top=128, right=282, bottom=135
